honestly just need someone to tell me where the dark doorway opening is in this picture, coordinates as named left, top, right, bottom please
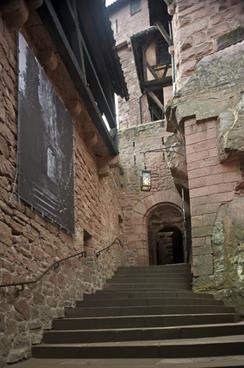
left=147, top=203, right=185, bottom=265
left=156, top=226, right=183, bottom=265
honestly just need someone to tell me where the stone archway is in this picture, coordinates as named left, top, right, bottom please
left=147, top=205, right=184, bottom=265
left=127, top=190, right=183, bottom=265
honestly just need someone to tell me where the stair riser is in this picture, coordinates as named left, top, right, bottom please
left=88, top=292, right=214, bottom=300
left=32, top=342, right=244, bottom=359
left=111, top=278, right=192, bottom=284
left=43, top=325, right=244, bottom=344
left=116, top=269, right=191, bottom=275
left=78, top=298, right=223, bottom=307
left=65, top=305, right=235, bottom=317
left=52, top=314, right=238, bottom=330
left=106, top=285, right=192, bottom=291
left=118, top=264, right=189, bottom=270
left=115, top=273, right=191, bottom=277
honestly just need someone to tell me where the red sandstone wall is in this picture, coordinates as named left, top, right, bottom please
left=0, top=22, right=124, bottom=365
left=172, top=0, right=244, bottom=88
left=109, top=0, right=150, bottom=46
left=109, top=0, right=151, bottom=128
left=184, top=118, right=241, bottom=277
left=119, top=121, right=182, bottom=265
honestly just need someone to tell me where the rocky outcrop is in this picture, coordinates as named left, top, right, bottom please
left=194, top=197, right=244, bottom=315
left=165, top=132, right=188, bottom=189
left=217, top=92, right=244, bottom=162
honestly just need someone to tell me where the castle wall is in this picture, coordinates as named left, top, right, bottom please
left=0, top=16, right=125, bottom=365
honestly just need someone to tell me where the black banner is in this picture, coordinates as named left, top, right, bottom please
left=18, top=34, right=74, bottom=233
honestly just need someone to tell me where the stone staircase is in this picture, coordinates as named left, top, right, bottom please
left=32, top=264, right=244, bottom=364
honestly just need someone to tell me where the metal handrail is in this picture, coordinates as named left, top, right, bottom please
left=95, top=237, right=123, bottom=258
left=0, top=250, right=87, bottom=290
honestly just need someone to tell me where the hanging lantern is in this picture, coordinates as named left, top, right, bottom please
left=141, top=169, right=151, bottom=191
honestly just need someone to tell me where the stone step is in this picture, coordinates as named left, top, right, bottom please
left=114, top=269, right=191, bottom=276
left=105, top=283, right=192, bottom=290
left=52, top=314, right=239, bottom=330
left=116, top=267, right=191, bottom=275
left=89, top=290, right=215, bottom=300
left=10, top=356, right=244, bottom=368
left=111, top=275, right=192, bottom=283
left=118, top=264, right=190, bottom=271
left=65, top=305, right=235, bottom=318
left=43, top=322, right=244, bottom=344
left=32, top=335, right=244, bottom=359
left=79, top=297, right=223, bottom=307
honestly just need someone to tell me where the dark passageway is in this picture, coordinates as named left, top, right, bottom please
left=147, top=203, right=185, bottom=265
left=156, top=226, right=184, bottom=265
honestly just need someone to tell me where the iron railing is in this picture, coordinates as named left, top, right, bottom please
left=0, top=237, right=123, bottom=290
left=95, top=237, right=123, bottom=258
left=0, top=250, right=87, bottom=290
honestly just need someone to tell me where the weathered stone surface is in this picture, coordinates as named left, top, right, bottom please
left=165, top=133, right=187, bottom=188
left=217, top=91, right=244, bottom=161
left=14, top=299, right=31, bottom=320
left=217, top=26, right=244, bottom=51
left=0, top=220, right=12, bottom=246
left=172, top=0, right=244, bottom=87
left=212, top=198, right=244, bottom=312
left=193, top=254, right=213, bottom=276
left=0, top=18, right=126, bottom=367
left=176, top=42, right=244, bottom=117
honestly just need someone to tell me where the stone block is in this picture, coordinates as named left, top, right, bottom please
left=0, top=221, right=12, bottom=246
left=193, top=254, right=214, bottom=276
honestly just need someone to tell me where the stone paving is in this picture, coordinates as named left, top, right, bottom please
left=11, top=355, right=244, bottom=368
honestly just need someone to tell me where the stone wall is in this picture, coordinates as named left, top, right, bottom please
left=171, top=0, right=244, bottom=89
left=0, top=17, right=125, bottom=367
left=119, top=121, right=182, bottom=264
left=184, top=117, right=244, bottom=313
left=185, top=118, right=241, bottom=274
left=166, top=9, right=244, bottom=311
left=115, top=46, right=151, bottom=129
left=109, top=0, right=150, bottom=46
left=109, top=0, right=151, bottom=129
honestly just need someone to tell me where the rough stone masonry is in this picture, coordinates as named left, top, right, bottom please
left=0, top=3, right=125, bottom=365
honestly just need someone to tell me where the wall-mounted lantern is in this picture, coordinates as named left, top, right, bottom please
left=141, top=169, right=151, bottom=191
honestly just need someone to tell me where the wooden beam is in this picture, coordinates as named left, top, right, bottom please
left=146, top=62, right=159, bottom=80
left=148, top=91, right=165, bottom=113
left=155, top=21, right=172, bottom=46
left=37, top=1, right=118, bottom=156
left=163, top=64, right=169, bottom=78
left=143, top=75, right=172, bottom=89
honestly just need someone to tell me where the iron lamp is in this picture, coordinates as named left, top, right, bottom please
left=141, top=169, right=151, bottom=191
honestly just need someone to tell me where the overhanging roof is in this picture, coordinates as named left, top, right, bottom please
left=107, top=0, right=128, bottom=13
left=131, top=26, right=172, bottom=93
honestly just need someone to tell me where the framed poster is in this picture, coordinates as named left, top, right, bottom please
left=18, top=34, right=74, bottom=233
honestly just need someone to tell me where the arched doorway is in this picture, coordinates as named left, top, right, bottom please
left=156, top=226, right=183, bottom=265
left=148, top=203, right=185, bottom=265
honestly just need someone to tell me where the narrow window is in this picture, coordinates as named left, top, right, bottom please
left=130, top=0, right=141, bottom=16
left=115, top=19, right=119, bottom=34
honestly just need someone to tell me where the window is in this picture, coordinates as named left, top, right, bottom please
left=156, top=38, right=171, bottom=66
left=130, top=0, right=141, bottom=16
left=115, top=19, right=119, bottom=34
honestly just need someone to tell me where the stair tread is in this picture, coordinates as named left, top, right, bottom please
left=73, top=304, right=226, bottom=308
left=60, top=312, right=237, bottom=320
left=46, top=321, right=244, bottom=333
left=35, top=334, right=244, bottom=347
